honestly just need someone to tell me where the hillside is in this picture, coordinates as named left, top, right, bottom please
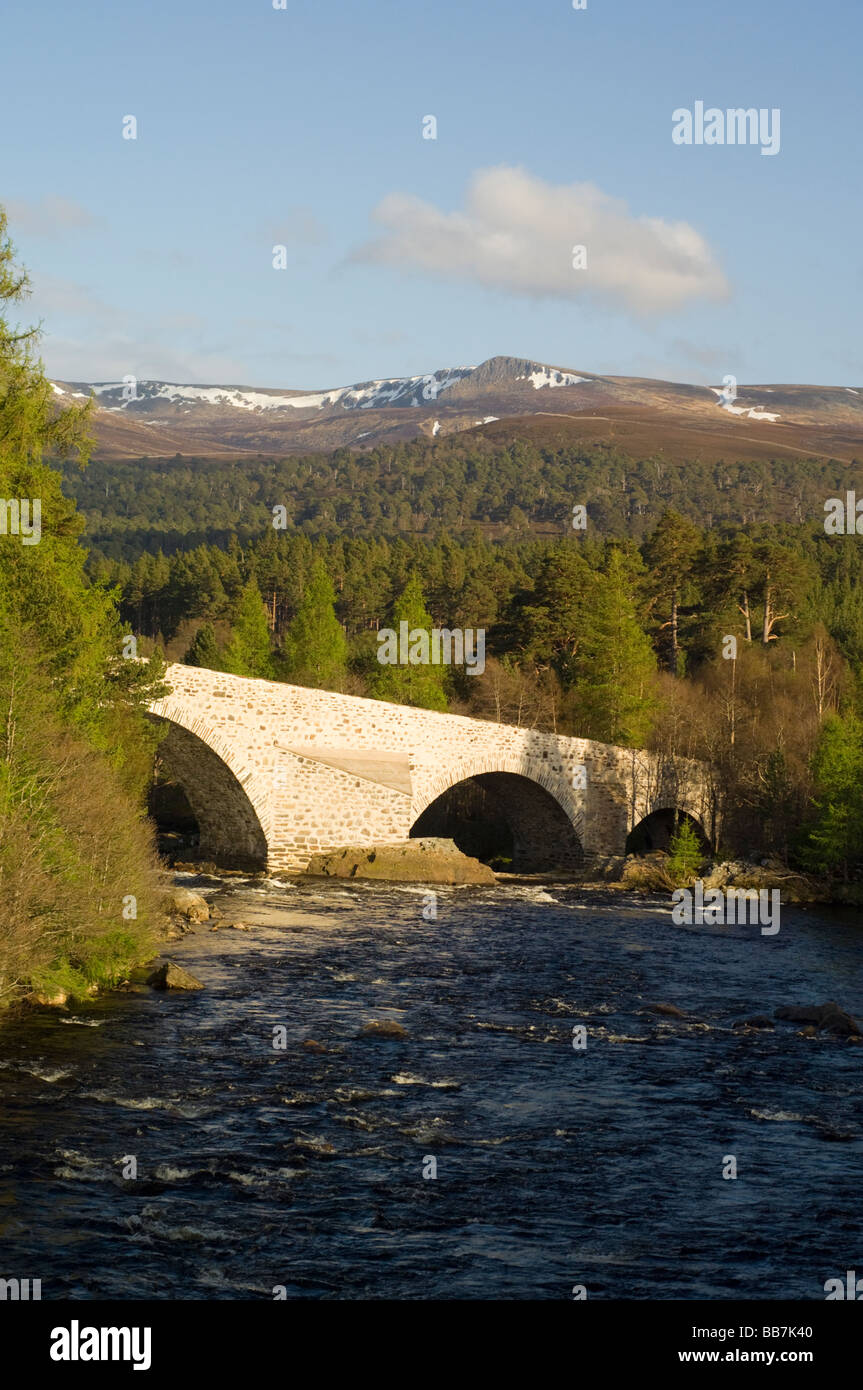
left=51, top=355, right=863, bottom=464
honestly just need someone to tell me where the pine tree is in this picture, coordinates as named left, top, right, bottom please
left=0, top=206, right=164, bottom=1001
left=570, top=548, right=657, bottom=745
left=221, top=578, right=274, bottom=679
left=802, top=713, right=863, bottom=879
left=184, top=621, right=222, bottom=671
left=371, top=572, right=448, bottom=711
left=281, top=559, right=348, bottom=690
left=666, top=817, right=704, bottom=885
left=501, top=543, right=595, bottom=685
left=642, top=510, right=702, bottom=674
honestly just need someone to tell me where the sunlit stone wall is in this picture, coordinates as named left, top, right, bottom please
left=150, top=664, right=713, bottom=874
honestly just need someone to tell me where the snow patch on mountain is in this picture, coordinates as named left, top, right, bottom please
left=95, top=383, right=307, bottom=413
left=62, top=369, right=475, bottom=415
left=711, top=388, right=781, bottom=422
left=521, top=368, right=588, bottom=390
left=50, top=383, right=89, bottom=399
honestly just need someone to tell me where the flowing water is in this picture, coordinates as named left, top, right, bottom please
left=0, top=876, right=861, bottom=1300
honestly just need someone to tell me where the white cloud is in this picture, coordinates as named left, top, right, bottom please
left=668, top=337, right=741, bottom=371
left=43, top=330, right=257, bottom=384
left=353, top=166, right=729, bottom=315
left=29, top=290, right=325, bottom=382
left=5, top=197, right=99, bottom=238
left=268, top=206, right=328, bottom=247
left=20, top=274, right=272, bottom=381
left=27, top=273, right=123, bottom=327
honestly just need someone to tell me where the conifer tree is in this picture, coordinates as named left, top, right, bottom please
left=666, top=817, right=704, bottom=885
left=570, top=547, right=657, bottom=745
left=221, top=578, right=274, bottom=679
left=0, top=206, right=164, bottom=1001
left=802, top=713, right=863, bottom=878
left=184, top=621, right=222, bottom=671
left=281, top=559, right=348, bottom=689
left=371, top=572, right=448, bottom=711
left=642, top=510, right=702, bottom=674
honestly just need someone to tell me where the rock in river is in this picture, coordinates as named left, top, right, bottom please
left=645, top=1002, right=688, bottom=1019
left=162, top=887, right=210, bottom=923
left=774, top=1002, right=861, bottom=1036
left=147, top=962, right=204, bottom=991
left=360, top=1019, right=408, bottom=1039
left=303, top=837, right=495, bottom=885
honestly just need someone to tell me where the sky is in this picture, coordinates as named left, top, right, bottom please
left=0, top=0, right=860, bottom=390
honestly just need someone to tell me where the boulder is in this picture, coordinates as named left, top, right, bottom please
left=620, top=854, right=674, bottom=892
left=360, top=1019, right=408, bottom=1039
left=147, top=961, right=204, bottom=991
left=702, top=861, right=817, bottom=901
left=587, top=856, right=626, bottom=882
left=24, top=989, right=69, bottom=1009
left=774, top=1002, right=861, bottom=1036
left=701, top=861, right=735, bottom=890
left=162, top=887, right=210, bottom=923
left=304, top=837, right=495, bottom=885
left=820, top=1007, right=862, bottom=1037
left=735, top=1014, right=775, bottom=1030
left=645, top=1002, right=687, bottom=1019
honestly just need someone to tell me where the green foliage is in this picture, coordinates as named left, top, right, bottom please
left=500, top=543, right=596, bottom=684
left=569, top=548, right=657, bottom=745
left=666, top=817, right=705, bottom=885
left=800, top=714, right=863, bottom=878
left=370, top=573, right=448, bottom=711
left=184, top=621, right=222, bottom=671
left=63, top=433, right=859, bottom=555
left=642, top=510, right=702, bottom=674
left=281, top=559, right=348, bottom=689
left=221, top=578, right=274, bottom=679
left=0, top=617, right=162, bottom=1001
left=0, top=207, right=164, bottom=1005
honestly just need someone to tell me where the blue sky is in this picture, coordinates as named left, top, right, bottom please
left=1, top=0, right=859, bottom=388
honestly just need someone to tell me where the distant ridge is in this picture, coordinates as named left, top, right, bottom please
left=49, top=356, right=863, bottom=462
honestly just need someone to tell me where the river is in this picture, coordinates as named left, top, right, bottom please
left=0, top=875, right=861, bottom=1300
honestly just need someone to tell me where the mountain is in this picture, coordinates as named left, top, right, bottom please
left=50, top=356, right=863, bottom=463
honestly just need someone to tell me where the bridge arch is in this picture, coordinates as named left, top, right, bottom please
left=148, top=706, right=270, bottom=869
left=626, top=807, right=712, bottom=857
left=410, top=757, right=584, bottom=872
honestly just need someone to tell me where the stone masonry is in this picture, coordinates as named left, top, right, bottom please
left=150, top=663, right=714, bottom=875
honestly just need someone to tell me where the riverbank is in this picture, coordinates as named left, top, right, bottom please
left=611, top=852, right=863, bottom=906
left=7, top=843, right=858, bottom=1023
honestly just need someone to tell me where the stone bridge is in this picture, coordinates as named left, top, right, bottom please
left=149, top=664, right=715, bottom=876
